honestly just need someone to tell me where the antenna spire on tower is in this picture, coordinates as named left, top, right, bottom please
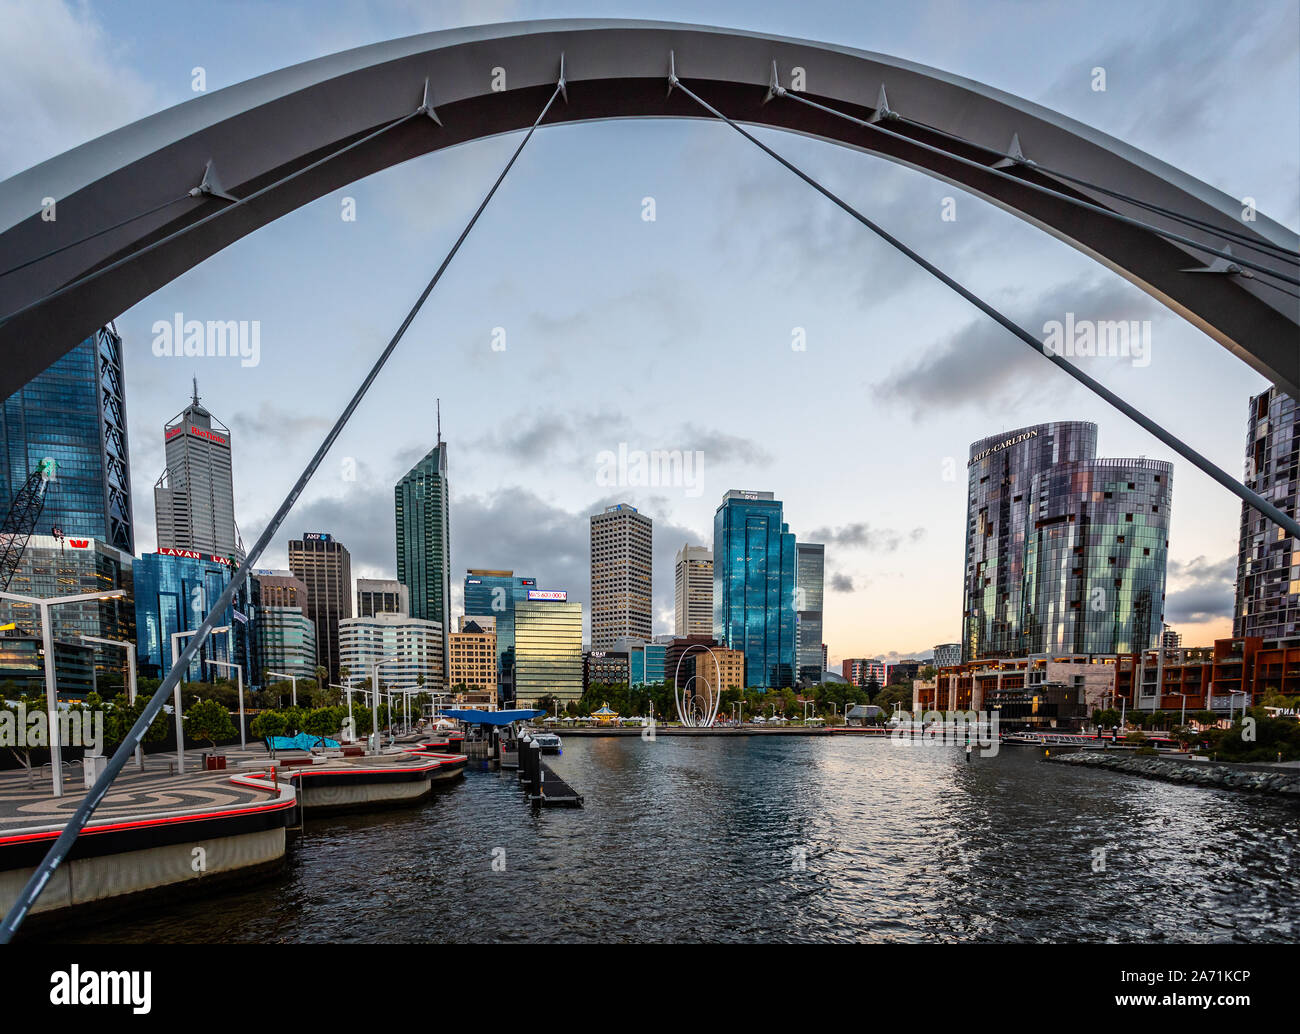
left=436, top=398, right=441, bottom=445
left=192, top=376, right=200, bottom=407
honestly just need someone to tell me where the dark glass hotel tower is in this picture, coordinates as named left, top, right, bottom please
left=961, top=422, right=1171, bottom=660
left=395, top=440, right=451, bottom=683
left=288, top=533, right=352, bottom=683
left=713, top=490, right=797, bottom=689
left=0, top=325, right=133, bottom=552
left=1234, top=388, right=1298, bottom=640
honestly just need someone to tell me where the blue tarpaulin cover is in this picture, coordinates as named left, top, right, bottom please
left=268, top=732, right=340, bottom=750
left=437, top=708, right=544, bottom=727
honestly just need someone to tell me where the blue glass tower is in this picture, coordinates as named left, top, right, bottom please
left=0, top=325, right=133, bottom=552
left=463, top=569, right=536, bottom=704
left=134, top=551, right=245, bottom=682
left=713, top=491, right=797, bottom=689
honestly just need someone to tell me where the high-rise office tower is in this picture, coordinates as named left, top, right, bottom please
left=0, top=325, right=133, bottom=552
left=713, top=490, right=797, bottom=689
left=395, top=432, right=450, bottom=681
left=962, top=421, right=1172, bottom=661
left=1234, top=388, right=1298, bottom=641
left=155, top=379, right=241, bottom=559
left=464, top=569, right=537, bottom=705
left=357, top=577, right=409, bottom=617
left=674, top=544, right=713, bottom=637
left=795, top=541, right=825, bottom=685
left=513, top=595, right=583, bottom=705
left=589, top=503, right=653, bottom=649
left=288, top=532, right=352, bottom=682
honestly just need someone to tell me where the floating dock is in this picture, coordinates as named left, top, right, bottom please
left=517, top=737, right=583, bottom=807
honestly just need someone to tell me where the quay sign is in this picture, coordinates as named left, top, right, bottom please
left=527, top=589, right=567, bottom=601
left=968, top=428, right=1039, bottom=467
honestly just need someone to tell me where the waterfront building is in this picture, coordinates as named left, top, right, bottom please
left=0, top=637, right=95, bottom=698
left=614, top=636, right=667, bottom=687
left=1234, top=388, right=1298, bottom=641
left=255, top=606, right=317, bottom=680
left=674, top=544, right=713, bottom=637
left=513, top=596, right=583, bottom=706
left=252, top=571, right=307, bottom=609
left=713, top=490, right=797, bottom=689
left=463, top=569, right=537, bottom=704
left=584, top=649, right=630, bottom=689
left=886, top=659, right=925, bottom=685
left=796, top=541, right=825, bottom=685
left=841, top=658, right=885, bottom=687
left=395, top=440, right=451, bottom=672
left=154, top=381, right=241, bottom=559
left=0, top=325, right=133, bottom=553
left=933, top=643, right=961, bottom=669
left=663, top=635, right=743, bottom=691
left=357, top=577, right=408, bottom=618
left=962, top=421, right=1171, bottom=661
left=338, top=612, right=444, bottom=692
left=133, top=549, right=242, bottom=682
left=449, top=618, right=496, bottom=692
left=590, top=503, right=653, bottom=648
left=288, top=533, right=351, bottom=682
left=0, top=534, right=134, bottom=689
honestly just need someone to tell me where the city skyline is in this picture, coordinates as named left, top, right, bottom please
left=1, top=1, right=1295, bottom=669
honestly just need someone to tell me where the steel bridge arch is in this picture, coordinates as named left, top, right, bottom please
left=0, top=17, right=1296, bottom=400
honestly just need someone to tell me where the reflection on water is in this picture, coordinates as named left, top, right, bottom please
left=50, top=737, right=1299, bottom=943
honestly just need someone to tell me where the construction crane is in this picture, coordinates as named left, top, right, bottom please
left=0, top=457, right=57, bottom=591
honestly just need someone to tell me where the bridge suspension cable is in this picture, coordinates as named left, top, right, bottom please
left=764, top=79, right=1299, bottom=290
left=668, top=69, right=1300, bottom=542
left=0, top=78, right=565, bottom=943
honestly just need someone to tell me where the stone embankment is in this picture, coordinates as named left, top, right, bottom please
left=1047, top=750, right=1300, bottom=796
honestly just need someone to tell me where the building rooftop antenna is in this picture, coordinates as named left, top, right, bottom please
left=192, top=376, right=200, bottom=407
left=436, top=398, right=441, bottom=446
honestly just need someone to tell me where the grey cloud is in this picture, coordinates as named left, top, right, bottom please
left=879, top=274, right=1163, bottom=415
left=806, top=522, right=927, bottom=551
left=1164, top=553, right=1236, bottom=624
left=830, top=572, right=855, bottom=592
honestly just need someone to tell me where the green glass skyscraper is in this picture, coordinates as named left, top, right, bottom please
left=395, top=436, right=450, bottom=685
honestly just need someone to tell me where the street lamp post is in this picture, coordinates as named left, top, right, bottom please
left=79, top=632, right=143, bottom=772
left=206, top=658, right=246, bottom=751
left=370, top=656, right=402, bottom=754
left=0, top=589, right=127, bottom=797
left=170, top=625, right=231, bottom=776
left=267, top=671, right=299, bottom=707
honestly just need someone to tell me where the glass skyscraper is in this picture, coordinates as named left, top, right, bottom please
left=464, top=569, right=536, bottom=704
left=1234, top=387, right=1298, bottom=641
left=396, top=440, right=450, bottom=677
left=0, top=325, right=133, bottom=552
left=713, top=490, right=797, bottom=689
left=133, top=551, right=242, bottom=682
left=513, top=598, right=583, bottom=705
left=962, top=422, right=1172, bottom=660
left=795, top=541, right=825, bottom=685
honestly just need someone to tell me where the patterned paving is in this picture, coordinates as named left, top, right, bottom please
left=0, top=755, right=284, bottom=836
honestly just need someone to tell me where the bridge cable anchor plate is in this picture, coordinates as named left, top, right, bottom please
left=992, top=132, right=1036, bottom=169
left=764, top=60, right=787, bottom=103
left=418, top=78, right=443, bottom=126
left=557, top=51, right=568, bottom=104
left=1182, top=243, right=1247, bottom=276
left=188, top=160, right=238, bottom=202
left=867, top=84, right=897, bottom=123
left=666, top=50, right=679, bottom=97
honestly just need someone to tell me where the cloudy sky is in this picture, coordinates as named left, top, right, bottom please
left=1, top=0, right=1296, bottom=663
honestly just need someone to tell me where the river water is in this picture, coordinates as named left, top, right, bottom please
left=57, top=736, right=1299, bottom=943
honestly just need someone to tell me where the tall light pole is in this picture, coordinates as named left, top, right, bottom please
left=79, top=632, right=143, bottom=772
left=206, top=658, right=246, bottom=751
left=267, top=671, right=299, bottom=707
left=0, top=589, right=126, bottom=797
left=171, top=625, right=231, bottom=776
left=370, top=655, right=402, bottom=754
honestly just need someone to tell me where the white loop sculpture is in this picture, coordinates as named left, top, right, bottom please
left=673, top=646, right=723, bottom=727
